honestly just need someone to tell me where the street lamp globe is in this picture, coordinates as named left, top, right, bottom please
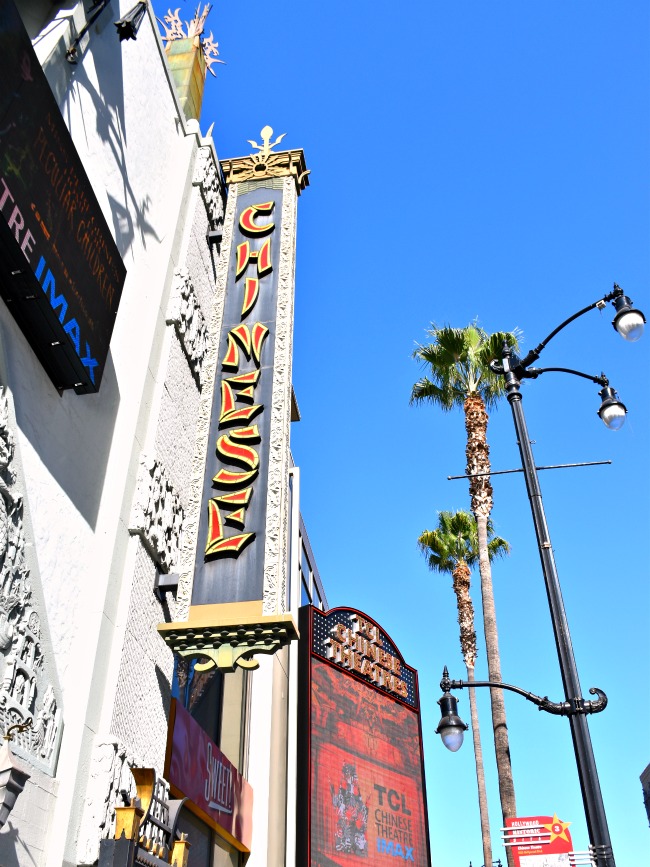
left=598, top=386, right=627, bottom=431
left=436, top=692, right=468, bottom=752
left=612, top=293, right=645, bottom=342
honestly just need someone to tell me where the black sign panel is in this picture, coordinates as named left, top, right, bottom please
left=191, top=186, right=284, bottom=606
left=0, top=2, right=126, bottom=393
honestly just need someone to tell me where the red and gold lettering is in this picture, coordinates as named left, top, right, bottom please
left=219, top=379, right=263, bottom=427
left=221, top=324, right=267, bottom=371
left=251, top=322, right=269, bottom=365
left=239, top=201, right=275, bottom=236
left=207, top=533, right=254, bottom=556
left=226, top=370, right=260, bottom=387
left=236, top=386, right=255, bottom=403
left=205, top=499, right=224, bottom=552
left=241, top=277, right=259, bottom=319
left=219, top=382, right=237, bottom=419
left=221, top=333, right=240, bottom=370
left=219, top=404, right=263, bottom=427
left=204, top=200, right=277, bottom=563
left=228, top=425, right=260, bottom=443
left=212, top=467, right=258, bottom=488
left=236, top=238, right=272, bottom=279
left=205, top=497, right=254, bottom=558
left=224, top=508, right=246, bottom=529
left=213, top=488, right=253, bottom=507
left=216, top=435, right=259, bottom=471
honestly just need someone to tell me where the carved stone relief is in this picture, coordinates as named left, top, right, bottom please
left=76, top=737, right=136, bottom=864
left=263, top=177, right=297, bottom=617
left=166, top=267, right=208, bottom=390
left=130, top=455, right=184, bottom=574
left=0, top=387, right=62, bottom=774
left=193, top=145, right=224, bottom=229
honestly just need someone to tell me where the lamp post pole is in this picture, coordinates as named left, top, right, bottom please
left=437, top=285, right=644, bottom=865
left=500, top=349, right=614, bottom=867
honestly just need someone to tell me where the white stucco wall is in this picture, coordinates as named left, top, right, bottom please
left=0, top=3, right=227, bottom=865
left=1, top=5, right=304, bottom=866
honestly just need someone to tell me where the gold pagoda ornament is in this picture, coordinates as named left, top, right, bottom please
left=220, top=126, right=310, bottom=194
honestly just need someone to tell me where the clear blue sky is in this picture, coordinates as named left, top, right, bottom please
left=153, top=3, right=649, bottom=864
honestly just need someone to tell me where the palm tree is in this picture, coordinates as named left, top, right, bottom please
left=419, top=510, right=510, bottom=867
left=411, top=323, right=519, bottom=861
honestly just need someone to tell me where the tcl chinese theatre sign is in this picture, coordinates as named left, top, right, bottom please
left=298, top=606, right=432, bottom=865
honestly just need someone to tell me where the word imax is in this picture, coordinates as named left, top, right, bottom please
left=0, top=175, right=98, bottom=382
left=376, top=839, right=415, bottom=861
left=204, top=201, right=274, bottom=558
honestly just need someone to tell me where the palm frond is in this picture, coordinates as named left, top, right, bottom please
left=418, top=510, right=510, bottom=574
left=412, top=323, right=521, bottom=410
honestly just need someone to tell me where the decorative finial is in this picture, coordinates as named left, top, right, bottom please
left=247, top=126, right=287, bottom=159
left=220, top=127, right=310, bottom=194
left=157, top=5, right=224, bottom=76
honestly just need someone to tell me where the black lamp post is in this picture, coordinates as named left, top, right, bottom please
left=444, top=283, right=643, bottom=867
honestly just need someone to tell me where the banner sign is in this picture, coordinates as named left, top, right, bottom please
left=504, top=815, right=574, bottom=866
left=165, top=699, right=253, bottom=851
left=191, top=187, right=284, bottom=606
left=0, top=1, right=126, bottom=393
left=298, top=606, right=431, bottom=866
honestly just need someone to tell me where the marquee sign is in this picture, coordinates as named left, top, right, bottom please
left=312, top=608, right=418, bottom=707
left=298, top=606, right=431, bottom=866
left=165, top=699, right=253, bottom=852
left=0, top=2, right=126, bottom=394
left=504, top=815, right=574, bottom=866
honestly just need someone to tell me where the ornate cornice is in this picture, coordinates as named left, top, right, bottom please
left=220, top=126, right=309, bottom=195
left=158, top=602, right=298, bottom=672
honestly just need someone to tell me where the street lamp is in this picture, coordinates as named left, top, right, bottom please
left=474, top=282, right=644, bottom=867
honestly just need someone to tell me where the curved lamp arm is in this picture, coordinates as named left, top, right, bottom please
left=490, top=283, right=644, bottom=380
left=440, top=667, right=608, bottom=717
left=521, top=366, right=609, bottom=387
left=518, top=284, right=627, bottom=369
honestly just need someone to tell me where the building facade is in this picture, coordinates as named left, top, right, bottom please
left=0, top=3, right=324, bottom=865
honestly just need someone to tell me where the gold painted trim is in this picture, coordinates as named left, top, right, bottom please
left=158, top=603, right=299, bottom=672
left=221, top=148, right=310, bottom=195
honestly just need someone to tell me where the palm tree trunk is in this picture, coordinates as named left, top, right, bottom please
left=453, top=562, right=492, bottom=867
left=467, top=663, right=492, bottom=867
left=465, top=394, right=517, bottom=866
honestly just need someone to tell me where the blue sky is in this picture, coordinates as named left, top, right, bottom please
left=153, top=2, right=649, bottom=863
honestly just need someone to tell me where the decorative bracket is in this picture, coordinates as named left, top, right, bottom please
left=440, top=666, right=608, bottom=717
left=158, top=602, right=299, bottom=672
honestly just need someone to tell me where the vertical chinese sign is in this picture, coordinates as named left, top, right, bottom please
left=159, top=129, right=309, bottom=671
left=297, top=606, right=432, bottom=866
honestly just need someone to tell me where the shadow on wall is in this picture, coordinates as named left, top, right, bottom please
left=155, top=663, right=172, bottom=719
left=41, top=5, right=164, bottom=258
left=3, top=311, right=120, bottom=531
left=0, top=819, right=29, bottom=867
left=64, top=18, right=163, bottom=258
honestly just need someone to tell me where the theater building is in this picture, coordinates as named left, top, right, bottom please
left=0, top=2, right=333, bottom=865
